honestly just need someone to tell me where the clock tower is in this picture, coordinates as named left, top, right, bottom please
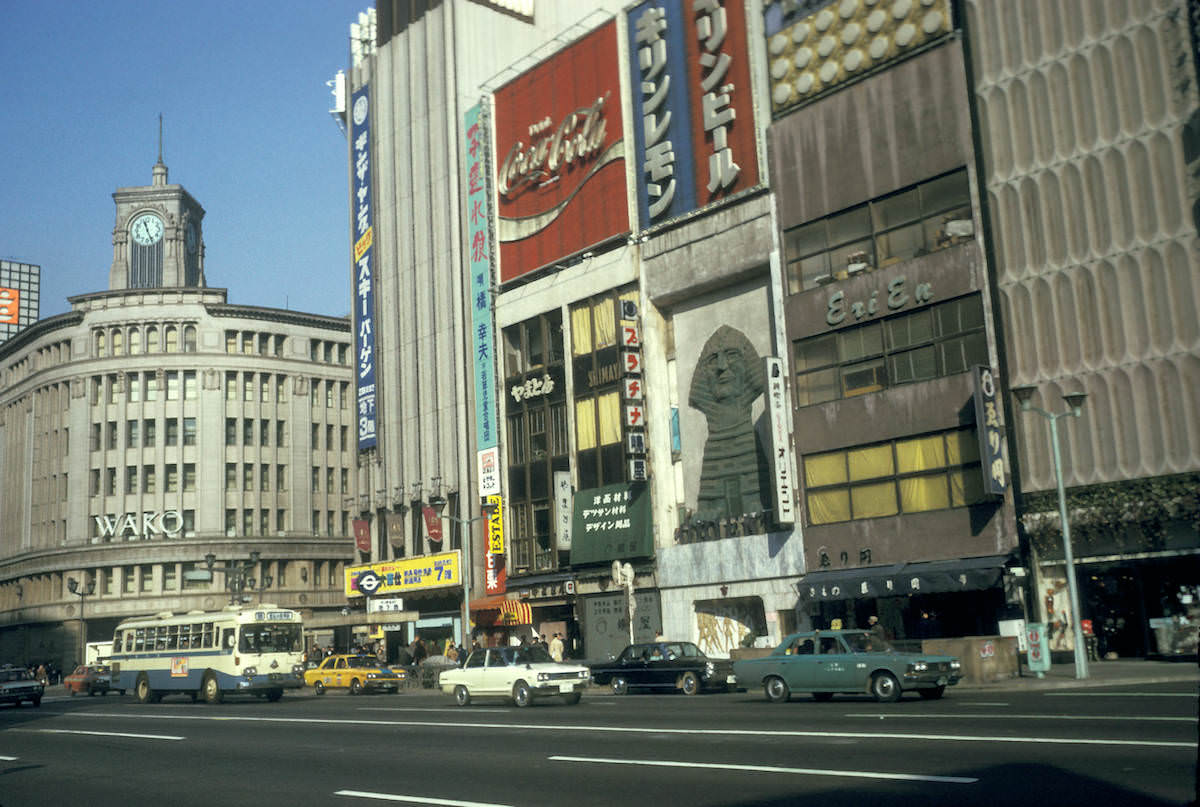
left=108, top=147, right=206, bottom=290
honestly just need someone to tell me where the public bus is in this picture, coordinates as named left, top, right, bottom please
left=110, top=604, right=305, bottom=703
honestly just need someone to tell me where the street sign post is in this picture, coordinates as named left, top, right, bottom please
left=1026, top=622, right=1050, bottom=678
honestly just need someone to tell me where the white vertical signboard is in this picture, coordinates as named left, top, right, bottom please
left=764, top=357, right=795, bottom=524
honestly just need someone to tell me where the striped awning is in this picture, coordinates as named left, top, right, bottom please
left=499, top=599, right=533, bottom=626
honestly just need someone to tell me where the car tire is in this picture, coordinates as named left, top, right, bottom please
left=314, top=681, right=326, bottom=696
left=267, top=688, right=284, bottom=702
left=135, top=674, right=155, bottom=705
left=611, top=676, right=628, bottom=696
left=918, top=685, right=945, bottom=700
left=202, top=672, right=223, bottom=705
left=512, top=680, right=532, bottom=707
left=561, top=691, right=582, bottom=705
left=811, top=692, right=834, bottom=702
left=680, top=671, right=700, bottom=696
left=350, top=679, right=363, bottom=696
left=871, top=672, right=902, bottom=703
left=454, top=685, right=471, bottom=707
left=764, top=675, right=790, bottom=703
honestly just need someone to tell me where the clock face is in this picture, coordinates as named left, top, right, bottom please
left=130, top=213, right=164, bottom=246
left=186, top=221, right=198, bottom=253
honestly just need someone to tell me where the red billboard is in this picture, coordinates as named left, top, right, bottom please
left=493, top=19, right=629, bottom=283
left=0, top=287, right=18, bottom=324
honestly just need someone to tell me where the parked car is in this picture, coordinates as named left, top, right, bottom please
left=303, top=655, right=405, bottom=695
left=0, top=665, right=44, bottom=707
left=439, top=645, right=589, bottom=707
left=64, top=664, right=114, bottom=697
left=589, top=641, right=734, bottom=695
left=732, top=629, right=962, bottom=703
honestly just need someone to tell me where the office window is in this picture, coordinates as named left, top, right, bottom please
left=326, top=424, right=334, bottom=452
left=107, top=374, right=118, bottom=404
left=260, top=463, right=270, bottom=492
left=90, top=469, right=101, bottom=496
left=106, top=421, right=118, bottom=450
left=128, top=374, right=141, bottom=402
left=311, top=423, right=320, bottom=450
left=165, top=464, right=178, bottom=493
left=243, top=418, right=254, bottom=446
left=340, top=425, right=348, bottom=451
left=183, top=370, right=196, bottom=399
left=325, top=382, right=334, bottom=408
left=260, top=509, right=270, bottom=536
left=144, top=419, right=156, bottom=447
left=276, top=420, right=286, bottom=447
left=326, top=467, right=334, bottom=494
left=145, top=372, right=158, bottom=401
left=312, top=510, right=321, bottom=535
left=243, top=463, right=254, bottom=491
left=111, top=329, right=124, bottom=356
left=126, top=465, right=138, bottom=494
left=804, top=428, right=985, bottom=525
left=164, top=563, right=178, bottom=589
left=146, top=326, right=159, bottom=352
left=260, top=418, right=270, bottom=446
left=226, top=371, right=238, bottom=400
left=183, top=417, right=196, bottom=446
left=90, top=423, right=101, bottom=452
left=793, top=295, right=988, bottom=406
left=276, top=374, right=287, bottom=402
left=312, top=466, right=320, bottom=492
left=276, top=464, right=286, bottom=491
left=165, top=325, right=178, bottom=353
left=311, top=379, right=320, bottom=410
left=225, top=417, right=237, bottom=446
left=226, top=331, right=238, bottom=353
left=227, top=463, right=238, bottom=490
left=105, top=467, right=116, bottom=496
left=166, top=418, right=179, bottom=446
left=183, top=463, right=196, bottom=491
left=340, top=468, right=348, bottom=494
left=784, top=168, right=973, bottom=293
left=166, top=371, right=179, bottom=400
left=126, top=419, right=139, bottom=448
left=129, top=328, right=142, bottom=355
left=244, top=373, right=255, bottom=401
left=243, top=508, right=254, bottom=536
left=276, top=509, right=286, bottom=532
left=143, top=464, right=156, bottom=493
left=225, top=509, right=237, bottom=537
left=183, top=325, right=196, bottom=352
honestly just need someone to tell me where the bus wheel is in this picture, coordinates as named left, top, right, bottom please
left=202, top=672, right=223, bottom=704
left=135, top=674, right=154, bottom=704
left=266, top=688, right=283, bottom=702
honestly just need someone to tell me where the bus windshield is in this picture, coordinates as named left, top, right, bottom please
left=238, top=624, right=302, bottom=654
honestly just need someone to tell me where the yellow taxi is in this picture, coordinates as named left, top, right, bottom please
left=303, top=654, right=405, bottom=695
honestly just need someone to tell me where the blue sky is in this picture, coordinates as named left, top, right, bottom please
left=1, top=0, right=364, bottom=319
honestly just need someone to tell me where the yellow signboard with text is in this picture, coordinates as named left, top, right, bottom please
left=344, top=550, right=461, bottom=598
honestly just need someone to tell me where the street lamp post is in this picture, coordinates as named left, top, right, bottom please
left=427, top=495, right=496, bottom=648
left=66, top=575, right=95, bottom=666
left=1011, top=385, right=1090, bottom=680
left=204, top=551, right=265, bottom=605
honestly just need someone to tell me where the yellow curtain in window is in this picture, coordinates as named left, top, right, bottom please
left=850, top=481, right=898, bottom=518
left=804, top=452, right=847, bottom=487
left=571, top=306, right=592, bottom=356
left=848, top=444, right=894, bottom=481
left=900, top=474, right=950, bottom=513
left=598, top=391, right=621, bottom=445
left=896, top=434, right=945, bottom=473
left=593, top=300, right=616, bottom=349
left=575, top=398, right=596, bottom=451
left=948, top=468, right=985, bottom=506
left=946, top=429, right=980, bottom=465
left=808, top=489, right=850, bottom=524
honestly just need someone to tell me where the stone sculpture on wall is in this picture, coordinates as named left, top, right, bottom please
left=688, top=325, right=771, bottom=522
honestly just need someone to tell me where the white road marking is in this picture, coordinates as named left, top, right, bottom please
left=0, top=755, right=18, bottom=761
left=359, top=707, right=509, bottom=714
left=549, top=755, right=978, bottom=784
left=78, top=712, right=1196, bottom=749
left=335, top=790, right=515, bottom=806
left=26, top=728, right=184, bottom=741
left=960, top=701, right=1009, bottom=706
left=1044, top=692, right=1198, bottom=698
left=844, top=713, right=1195, bottom=723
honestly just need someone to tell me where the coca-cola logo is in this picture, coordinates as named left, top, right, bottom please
left=498, top=95, right=610, bottom=198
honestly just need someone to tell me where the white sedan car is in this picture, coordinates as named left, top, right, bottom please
left=439, top=645, right=589, bottom=707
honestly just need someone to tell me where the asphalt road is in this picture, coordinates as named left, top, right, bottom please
left=1, top=681, right=1196, bottom=807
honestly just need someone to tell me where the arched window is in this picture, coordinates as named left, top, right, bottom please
left=183, top=325, right=197, bottom=352
left=95, top=330, right=106, bottom=357
left=111, top=328, right=124, bottom=356
left=146, top=325, right=159, bottom=352
left=165, top=325, right=179, bottom=353
left=128, top=328, right=142, bottom=354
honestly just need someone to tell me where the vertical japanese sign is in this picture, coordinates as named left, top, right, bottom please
left=0, top=287, right=18, bottom=324
left=764, top=357, right=795, bottom=524
left=554, top=470, right=574, bottom=551
left=627, top=0, right=759, bottom=229
left=353, top=518, right=371, bottom=553
left=485, top=493, right=506, bottom=595
left=465, top=104, right=499, bottom=467
left=972, top=366, right=1007, bottom=496
left=351, top=84, right=377, bottom=450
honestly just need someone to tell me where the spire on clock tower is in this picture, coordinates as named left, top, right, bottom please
left=152, top=114, right=168, bottom=186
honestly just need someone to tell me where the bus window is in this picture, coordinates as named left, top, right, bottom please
left=134, top=628, right=146, bottom=653
left=156, top=627, right=169, bottom=652
left=166, top=625, right=179, bottom=650
left=201, top=623, right=213, bottom=648
left=238, top=624, right=302, bottom=654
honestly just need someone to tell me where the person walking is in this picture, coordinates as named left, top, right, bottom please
left=549, top=632, right=564, bottom=662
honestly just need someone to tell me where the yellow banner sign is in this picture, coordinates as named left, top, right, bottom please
left=487, top=494, right=504, bottom=554
left=344, top=550, right=461, bottom=598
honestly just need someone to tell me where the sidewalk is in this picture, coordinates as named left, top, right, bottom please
left=956, top=656, right=1199, bottom=692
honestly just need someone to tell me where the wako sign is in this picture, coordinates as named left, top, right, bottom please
left=493, top=20, right=629, bottom=282
left=627, top=0, right=760, bottom=228
left=94, top=510, right=183, bottom=539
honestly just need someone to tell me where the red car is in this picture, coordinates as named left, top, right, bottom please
left=63, top=664, right=114, bottom=696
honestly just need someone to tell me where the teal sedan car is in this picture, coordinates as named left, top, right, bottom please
left=732, top=629, right=961, bottom=703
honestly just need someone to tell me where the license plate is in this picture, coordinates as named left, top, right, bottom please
left=936, top=676, right=947, bottom=686
left=726, top=674, right=737, bottom=684
left=559, top=683, right=575, bottom=693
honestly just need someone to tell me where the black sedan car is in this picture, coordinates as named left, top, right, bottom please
left=589, top=641, right=734, bottom=695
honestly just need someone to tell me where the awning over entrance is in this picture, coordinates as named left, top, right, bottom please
left=797, top=554, right=1012, bottom=603
left=468, top=596, right=533, bottom=626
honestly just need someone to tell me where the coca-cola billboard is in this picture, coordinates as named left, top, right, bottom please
left=493, top=19, right=629, bottom=283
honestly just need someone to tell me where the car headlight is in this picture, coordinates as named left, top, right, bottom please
left=578, top=670, right=589, bottom=679
left=910, top=662, right=928, bottom=672
left=950, top=660, right=961, bottom=670
left=367, top=673, right=379, bottom=679
left=292, top=664, right=305, bottom=675
left=242, top=667, right=258, bottom=678
left=537, top=672, right=550, bottom=682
